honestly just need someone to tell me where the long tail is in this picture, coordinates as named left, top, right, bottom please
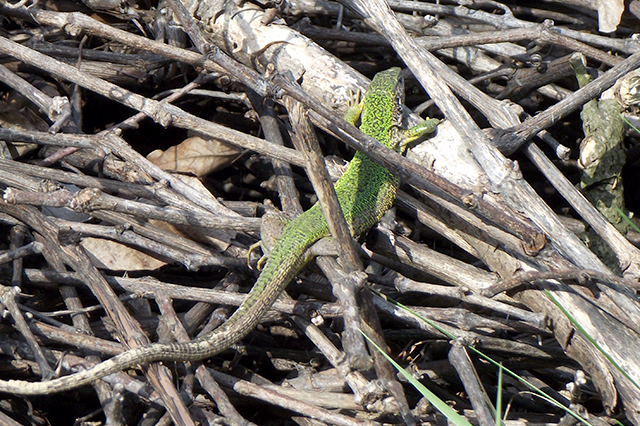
left=0, top=208, right=328, bottom=395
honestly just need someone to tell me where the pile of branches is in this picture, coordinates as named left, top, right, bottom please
left=1, top=0, right=640, bottom=424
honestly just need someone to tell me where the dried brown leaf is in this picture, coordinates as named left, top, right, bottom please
left=81, top=237, right=168, bottom=271
left=147, top=134, right=243, bottom=177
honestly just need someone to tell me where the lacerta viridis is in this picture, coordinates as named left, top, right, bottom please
left=0, top=67, right=439, bottom=394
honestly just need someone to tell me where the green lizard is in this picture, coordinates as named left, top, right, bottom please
left=0, top=67, right=439, bottom=395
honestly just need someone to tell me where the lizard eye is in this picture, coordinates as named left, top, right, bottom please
left=393, top=104, right=402, bottom=124
left=392, top=96, right=403, bottom=125
left=392, top=77, right=405, bottom=124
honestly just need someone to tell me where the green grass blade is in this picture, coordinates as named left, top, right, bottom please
left=360, top=330, right=473, bottom=426
left=375, top=292, right=594, bottom=426
left=496, top=363, right=504, bottom=426
left=615, top=206, right=638, bottom=232
left=544, top=290, right=640, bottom=390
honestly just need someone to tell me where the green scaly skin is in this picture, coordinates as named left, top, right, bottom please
left=0, top=68, right=439, bottom=395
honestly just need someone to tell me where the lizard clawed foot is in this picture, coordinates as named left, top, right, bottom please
left=398, top=117, right=441, bottom=153
left=247, top=242, right=266, bottom=270
left=344, top=88, right=364, bottom=126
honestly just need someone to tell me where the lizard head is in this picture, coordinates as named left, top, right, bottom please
left=359, top=67, right=405, bottom=151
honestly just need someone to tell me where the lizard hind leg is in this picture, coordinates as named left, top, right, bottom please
left=252, top=208, right=293, bottom=270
